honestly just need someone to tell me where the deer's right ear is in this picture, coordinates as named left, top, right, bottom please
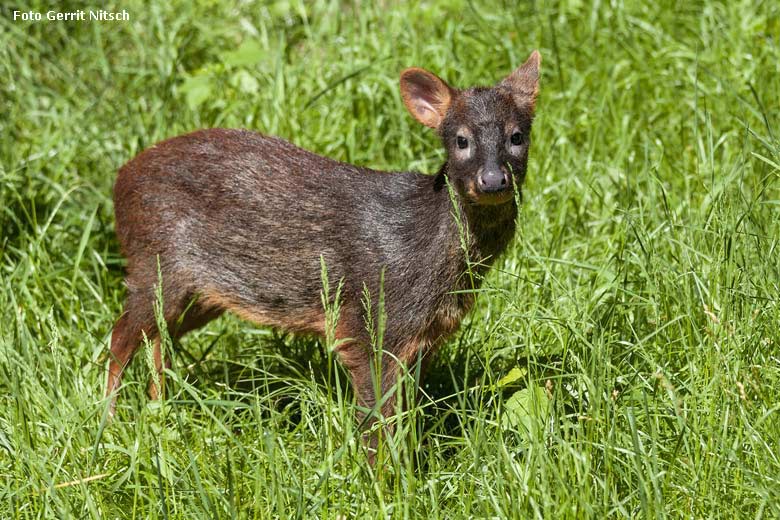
left=400, top=68, right=455, bottom=130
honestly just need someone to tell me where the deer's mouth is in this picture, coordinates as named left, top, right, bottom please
left=465, top=180, right=515, bottom=206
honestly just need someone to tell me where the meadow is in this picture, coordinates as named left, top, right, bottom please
left=1, top=0, right=779, bottom=517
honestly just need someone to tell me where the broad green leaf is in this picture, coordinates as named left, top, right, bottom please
left=180, top=74, right=213, bottom=110
left=497, top=367, right=527, bottom=388
left=502, top=385, right=549, bottom=438
left=231, top=70, right=260, bottom=95
left=221, top=40, right=264, bottom=68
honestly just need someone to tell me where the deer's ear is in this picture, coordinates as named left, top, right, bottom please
left=400, top=68, right=456, bottom=130
left=501, top=50, right=541, bottom=109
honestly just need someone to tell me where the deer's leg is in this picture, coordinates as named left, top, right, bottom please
left=336, top=336, right=426, bottom=464
left=146, top=303, right=223, bottom=400
left=107, top=285, right=223, bottom=413
left=146, top=337, right=168, bottom=400
left=106, top=294, right=156, bottom=415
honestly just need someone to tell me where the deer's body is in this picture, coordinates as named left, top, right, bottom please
left=108, top=52, right=541, bottom=460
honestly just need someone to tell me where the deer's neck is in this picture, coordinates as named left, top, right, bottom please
left=433, top=166, right=518, bottom=272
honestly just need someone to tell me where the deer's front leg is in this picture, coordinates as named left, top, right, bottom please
left=337, top=337, right=428, bottom=464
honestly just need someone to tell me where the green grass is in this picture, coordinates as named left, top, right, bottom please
left=2, top=0, right=780, bottom=517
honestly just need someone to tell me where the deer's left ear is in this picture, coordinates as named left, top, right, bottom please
left=500, top=50, right=541, bottom=109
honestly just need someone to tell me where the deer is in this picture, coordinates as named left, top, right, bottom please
left=107, top=50, right=541, bottom=460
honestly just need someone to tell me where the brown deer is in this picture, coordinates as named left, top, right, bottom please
left=107, top=50, right=541, bottom=456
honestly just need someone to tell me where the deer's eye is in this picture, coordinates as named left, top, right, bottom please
left=510, top=132, right=522, bottom=145
left=456, top=136, right=469, bottom=149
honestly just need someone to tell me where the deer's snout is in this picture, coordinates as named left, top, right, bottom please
left=477, top=167, right=510, bottom=193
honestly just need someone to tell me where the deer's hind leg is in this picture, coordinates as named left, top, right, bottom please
left=106, top=291, right=156, bottom=414
left=106, top=284, right=222, bottom=414
left=147, top=301, right=223, bottom=399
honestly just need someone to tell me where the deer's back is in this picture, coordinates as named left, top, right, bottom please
left=113, top=129, right=461, bottom=333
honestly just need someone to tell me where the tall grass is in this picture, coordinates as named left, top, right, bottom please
left=1, top=0, right=779, bottom=517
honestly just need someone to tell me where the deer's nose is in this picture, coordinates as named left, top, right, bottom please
left=478, top=169, right=509, bottom=193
